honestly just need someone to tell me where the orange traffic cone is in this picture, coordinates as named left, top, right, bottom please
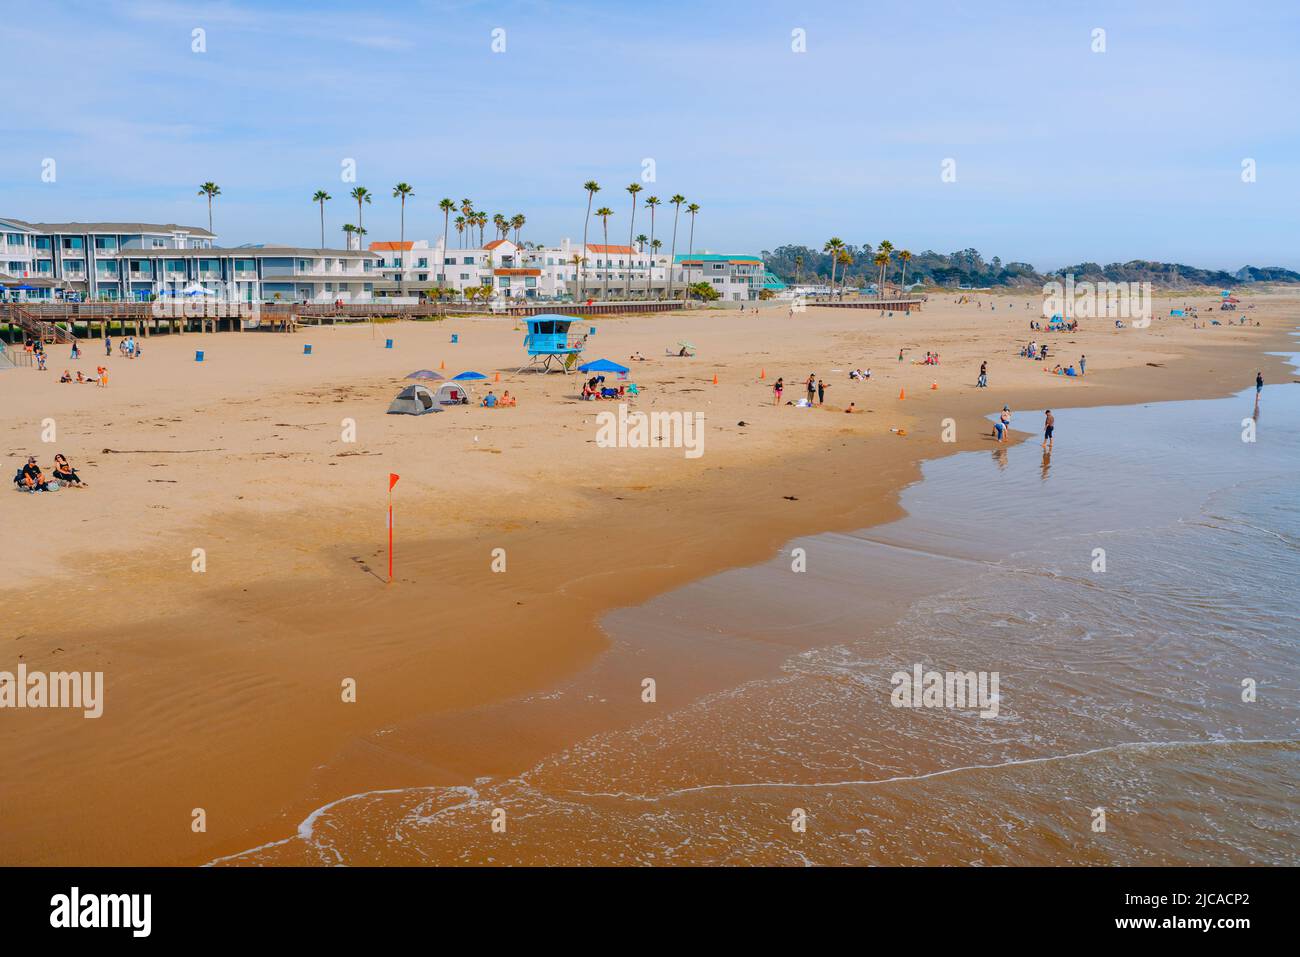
left=899, top=387, right=906, bottom=400
left=931, top=380, right=938, bottom=390
left=495, top=372, right=500, bottom=382
left=712, top=373, right=718, bottom=385
left=439, top=360, right=445, bottom=370
left=760, top=368, right=766, bottom=379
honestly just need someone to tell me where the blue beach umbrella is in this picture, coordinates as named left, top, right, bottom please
left=577, top=358, right=630, bottom=374
left=452, top=370, right=487, bottom=380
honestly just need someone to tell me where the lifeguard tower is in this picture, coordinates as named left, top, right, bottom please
left=517, top=313, right=588, bottom=373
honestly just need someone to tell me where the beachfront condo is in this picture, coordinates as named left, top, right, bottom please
left=0, top=217, right=379, bottom=304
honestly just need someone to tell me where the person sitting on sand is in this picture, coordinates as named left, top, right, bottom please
left=60, top=369, right=72, bottom=383
left=76, top=371, right=86, bottom=383
left=482, top=391, right=498, bottom=408
left=845, top=402, right=856, bottom=413
left=17, top=456, right=50, bottom=492
left=52, top=454, right=85, bottom=487
left=500, top=391, right=516, bottom=407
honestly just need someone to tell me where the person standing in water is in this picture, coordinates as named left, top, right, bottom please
left=1042, top=409, right=1055, bottom=451
left=1256, top=370, right=1264, bottom=394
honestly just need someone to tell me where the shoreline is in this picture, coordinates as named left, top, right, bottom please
left=1, top=298, right=1295, bottom=865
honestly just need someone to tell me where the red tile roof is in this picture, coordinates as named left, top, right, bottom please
left=586, top=244, right=635, bottom=254
left=484, top=239, right=514, bottom=249
left=370, top=241, right=414, bottom=251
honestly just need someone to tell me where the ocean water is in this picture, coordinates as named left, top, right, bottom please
left=214, top=352, right=1299, bottom=866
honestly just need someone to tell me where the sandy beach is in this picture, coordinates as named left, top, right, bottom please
left=1, top=292, right=1294, bottom=865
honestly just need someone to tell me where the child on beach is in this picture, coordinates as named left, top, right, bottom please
left=994, top=405, right=1011, bottom=442
left=1042, top=410, right=1055, bottom=451
left=773, top=377, right=784, bottom=405
left=817, top=379, right=828, bottom=405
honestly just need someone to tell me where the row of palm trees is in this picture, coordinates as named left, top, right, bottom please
left=820, top=238, right=914, bottom=298
left=580, top=182, right=700, bottom=300
left=200, top=179, right=704, bottom=302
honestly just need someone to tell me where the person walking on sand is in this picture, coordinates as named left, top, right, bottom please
left=1079, top=354, right=1086, bottom=376
left=978, top=361, right=988, bottom=388
left=1256, top=370, right=1264, bottom=395
left=773, top=377, right=784, bottom=405
left=1042, top=409, right=1055, bottom=451
left=105, top=334, right=112, bottom=357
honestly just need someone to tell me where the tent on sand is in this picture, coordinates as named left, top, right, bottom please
left=387, top=384, right=442, bottom=415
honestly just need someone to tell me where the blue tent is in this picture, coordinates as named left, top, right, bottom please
left=578, top=358, right=630, bottom=374
left=452, top=370, right=487, bottom=380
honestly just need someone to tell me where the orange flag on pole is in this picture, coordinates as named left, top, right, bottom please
left=388, top=474, right=400, bottom=581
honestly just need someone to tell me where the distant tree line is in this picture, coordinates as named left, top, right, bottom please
left=762, top=244, right=1300, bottom=289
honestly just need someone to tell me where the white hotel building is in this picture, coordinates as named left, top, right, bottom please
left=0, top=217, right=379, bottom=303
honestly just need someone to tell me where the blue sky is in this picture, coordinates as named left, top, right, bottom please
left=2, top=0, right=1297, bottom=269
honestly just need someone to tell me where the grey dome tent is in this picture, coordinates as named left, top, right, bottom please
left=387, top=384, right=442, bottom=415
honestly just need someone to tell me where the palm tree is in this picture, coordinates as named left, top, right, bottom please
left=392, top=183, right=414, bottom=247
left=685, top=202, right=700, bottom=262
left=644, top=195, right=661, bottom=298
left=197, top=182, right=221, bottom=234
left=436, top=198, right=455, bottom=287
left=312, top=190, right=331, bottom=247
left=878, top=240, right=894, bottom=294
left=898, top=249, right=913, bottom=290
left=581, top=180, right=600, bottom=297
left=795, top=254, right=804, bottom=285
left=350, top=187, right=371, bottom=243
left=624, top=183, right=642, bottom=299
left=493, top=213, right=508, bottom=241
left=837, top=250, right=853, bottom=298
left=342, top=223, right=356, bottom=249
left=454, top=215, right=466, bottom=248
left=635, top=233, right=649, bottom=252
left=460, top=198, right=474, bottom=223
left=823, top=237, right=845, bottom=298
left=666, top=194, right=686, bottom=300
left=594, top=207, right=614, bottom=299
left=568, top=254, right=584, bottom=300
left=511, top=213, right=525, bottom=246
left=873, top=252, right=889, bottom=297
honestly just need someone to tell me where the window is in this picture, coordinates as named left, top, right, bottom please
left=61, top=237, right=84, bottom=250
left=5, top=233, right=25, bottom=245
left=459, top=272, right=470, bottom=280
left=464, top=256, right=475, bottom=264
left=418, top=273, right=428, bottom=282
left=418, top=258, right=428, bottom=268
left=152, top=239, right=166, bottom=248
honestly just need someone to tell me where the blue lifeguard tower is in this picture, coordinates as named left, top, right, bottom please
left=518, top=313, right=588, bottom=373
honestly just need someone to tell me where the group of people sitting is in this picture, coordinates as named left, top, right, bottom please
left=59, top=366, right=109, bottom=386
left=914, top=351, right=940, bottom=365
left=480, top=390, right=517, bottom=408
left=13, top=454, right=86, bottom=492
left=848, top=368, right=872, bottom=380
left=1030, top=319, right=1079, bottom=332
left=1048, top=364, right=1080, bottom=377
left=581, top=375, right=628, bottom=400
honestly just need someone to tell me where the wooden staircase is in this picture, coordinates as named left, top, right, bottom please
left=4, top=305, right=76, bottom=344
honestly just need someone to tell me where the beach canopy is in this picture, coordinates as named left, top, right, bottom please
left=452, top=370, right=487, bottom=380
left=677, top=340, right=696, bottom=349
left=578, top=358, right=629, bottom=374
left=404, top=369, right=445, bottom=380
left=386, top=384, right=441, bottom=415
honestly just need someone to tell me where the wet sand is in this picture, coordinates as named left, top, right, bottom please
left=0, top=293, right=1295, bottom=865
